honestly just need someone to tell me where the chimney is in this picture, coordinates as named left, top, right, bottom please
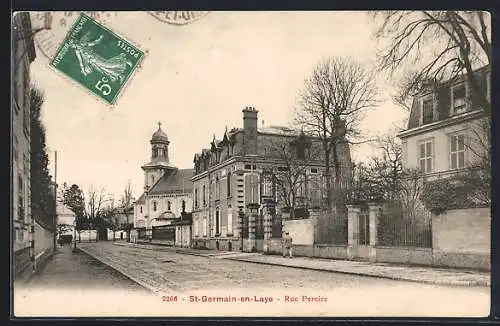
left=242, top=106, right=258, bottom=155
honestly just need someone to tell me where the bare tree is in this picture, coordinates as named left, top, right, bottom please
left=262, top=136, right=318, bottom=218
left=84, top=186, right=110, bottom=220
left=295, top=56, right=379, bottom=210
left=373, top=11, right=491, bottom=114
left=119, top=180, right=134, bottom=207
left=373, top=11, right=491, bottom=202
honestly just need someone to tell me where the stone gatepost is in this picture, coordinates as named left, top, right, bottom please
left=262, top=202, right=276, bottom=253
left=368, top=202, right=383, bottom=262
left=346, top=204, right=361, bottom=260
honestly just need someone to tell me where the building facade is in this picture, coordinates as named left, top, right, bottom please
left=398, top=66, right=491, bottom=180
left=191, top=107, right=352, bottom=252
left=12, top=12, right=37, bottom=279
left=133, top=123, right=194, bottom=243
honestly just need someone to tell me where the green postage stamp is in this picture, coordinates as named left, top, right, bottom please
left=50, top=13, right=144, bottom=105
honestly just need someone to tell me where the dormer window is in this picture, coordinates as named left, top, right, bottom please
left=451, top=83, right=467, bottom=115
left=421, top=96, right=434, bottom=125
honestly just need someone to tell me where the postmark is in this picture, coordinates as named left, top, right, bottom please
left=31, top=12, right=118, bottom=60
left=148, top=11, right=209, bottom=25
left=49, top=13, right=145, bottom=106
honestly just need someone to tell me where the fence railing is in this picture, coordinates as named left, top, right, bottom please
left=377, top=206, right=432, bottom=248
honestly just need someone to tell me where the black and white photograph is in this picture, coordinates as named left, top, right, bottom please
left=11, top=10, right=491, bottom=317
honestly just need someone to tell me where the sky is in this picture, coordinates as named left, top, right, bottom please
left=29, top=11, right=407, bottom=201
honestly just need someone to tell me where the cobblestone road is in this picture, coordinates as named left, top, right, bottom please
left=72, top=242, right=489, bottom=317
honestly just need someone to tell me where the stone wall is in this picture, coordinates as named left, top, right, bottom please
left=282, top=218, right=314, bottom=245
left=34, top=221, right=55, bottom=269
left=432, top=207, right=490, bottom=270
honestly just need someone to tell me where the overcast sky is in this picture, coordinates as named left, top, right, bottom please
left=29, top=11, right=407, bottom=201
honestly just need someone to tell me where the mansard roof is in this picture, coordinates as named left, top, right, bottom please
left=406, top=65, right=490, bottom=130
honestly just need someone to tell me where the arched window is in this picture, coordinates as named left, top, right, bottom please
left=140, top=206, right=143, bottom=213
left=167, top=201, right=171, bottom=211
left=152, top=148, right=158, bottom=158
left=153, top=201, right=157, bottom=211
left=151, top=175, right=155, bottom=185
left=227, top=172, right=231, bottom=197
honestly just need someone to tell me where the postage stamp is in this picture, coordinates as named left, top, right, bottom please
left=49, top=13, right=144, bottom=105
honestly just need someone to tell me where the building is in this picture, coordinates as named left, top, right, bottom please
left=398, top=65, right=491, bottom=180
left=191, top=107, right=352, bottom=252
left=56, top=203, right=76, bottom=233
left=397, top=66, right=491, bottom=270
left=133, top=123, right=194, bottom=245
left=12, top=12, right=37, bottom=280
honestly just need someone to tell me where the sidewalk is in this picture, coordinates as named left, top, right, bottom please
left=226, top=254, right=490, bottom=287
left=116, top=241, right=490, bottom=287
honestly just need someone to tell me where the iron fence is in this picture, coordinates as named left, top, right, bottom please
left=377, top=202, right=432, bottom=248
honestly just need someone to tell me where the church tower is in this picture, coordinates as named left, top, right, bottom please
left=141, top=122, right=175, bottom=191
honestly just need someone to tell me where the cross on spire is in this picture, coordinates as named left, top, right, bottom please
left=158, top=121, right=162, bottom=129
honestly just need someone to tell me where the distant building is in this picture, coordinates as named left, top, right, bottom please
left=56, top=203, right=76, bottom=235
left=133, top=123, right=194, bottom=243
left=191, top=107, right=352, bottom=252
left=12, top=12, right=37, bottom=279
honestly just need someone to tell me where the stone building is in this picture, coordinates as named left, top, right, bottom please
left=12, top=12, right=38, bottom=280
left=191, top=107, right=352, bottom=252
left=133, top=123, right=194, bottom=244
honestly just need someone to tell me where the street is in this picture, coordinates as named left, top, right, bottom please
left=14, top=242, right=490, bottom=317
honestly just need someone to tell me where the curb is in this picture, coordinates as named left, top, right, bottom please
left=225, top=257, right=490, bottom=287
left=76, top=246, right=182, bottom=297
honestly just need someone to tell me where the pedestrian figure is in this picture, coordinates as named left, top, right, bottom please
left=282, top=232, right=293, bottom=258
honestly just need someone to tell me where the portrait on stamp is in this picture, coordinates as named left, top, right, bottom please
left=49, top=13, right=144, bottom=105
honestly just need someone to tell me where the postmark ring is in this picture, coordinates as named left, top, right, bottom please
left=147, top=11, right=209, bottom=25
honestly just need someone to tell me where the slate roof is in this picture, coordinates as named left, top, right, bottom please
left=406, top=65, right=490, bottom=130
left=148, top=168, right=194, bottom=195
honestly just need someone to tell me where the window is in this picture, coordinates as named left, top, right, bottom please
left=194, top=219, right=199, bottom=236
left=153, top=201, right=157, bottom=211
left=227, top=172, right=232, bottom=197
left=422, top=97, right=434, bottom=124
left=194, top=188, right=198, bottom=208
left=167, top=201, right=171, bottom=211
left=215, top=176, right=220, bottom=199
left=452, top=84, right=467, bottom=114
left=419, top=140, right=434, bottom=173
left=227, top=206, right=233, bottom=235
left=151, top=175, right=155, bottom=185
left=203, top=217, right=207, bottom=237
left=140, top=206, right=143, bottom=213
left=450, top=134, right=466, bottom=170
left=215, top=207, right=220, bottom=235
left=202, top=185, right=206, bottom=206
left=18, top=174, right=24, bottom=221
left=152, top=148, right=158, bottom=158
left=296, top=142, right=306, bottom=159
left=181, top=200, right=186, bottom=212
left=310, top=168, right=318, bottom=174
left=262, top=173, right=274, bottom=197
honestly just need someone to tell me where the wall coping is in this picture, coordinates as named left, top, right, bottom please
left=376, top=246, right=432, bottom=252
